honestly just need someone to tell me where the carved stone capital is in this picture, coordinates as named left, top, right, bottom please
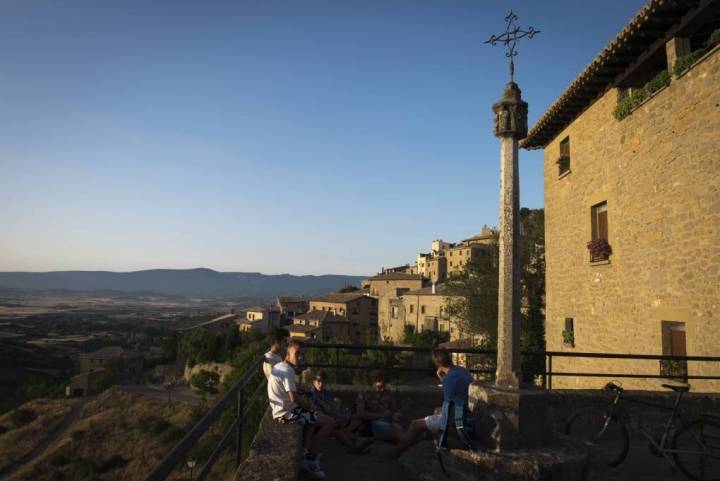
left=493, top=82, right=528, bottom=139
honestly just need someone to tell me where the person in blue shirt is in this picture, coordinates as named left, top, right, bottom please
left=394, top=348, right=474, bottom=456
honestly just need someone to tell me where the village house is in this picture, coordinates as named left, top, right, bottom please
left=308, top=292, right=378, bottom=341
left=275, top=296, right=309, bottom=323
left=238, top=305, right=280, bottom=334
left=522, top=0, right=720, bottom=390
left=288, top=310, right=359, bottom=342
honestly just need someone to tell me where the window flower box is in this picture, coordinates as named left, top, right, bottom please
left=587, top=238, right=612, bottom=262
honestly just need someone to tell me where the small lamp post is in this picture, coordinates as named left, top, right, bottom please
left=186, top=459, right=197, bottom=481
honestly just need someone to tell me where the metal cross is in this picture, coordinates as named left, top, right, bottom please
left=485, top=10, right=540, bottom=82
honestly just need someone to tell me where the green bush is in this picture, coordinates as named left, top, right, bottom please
left=10, top=408, right=36, bottom=427
left=49, top=453, right=70, bottom=467
left=673, top=50, right=704, bottom=77
left=613, top=70, right=670, bottom=120
left=71, top=429, right=85, bottom=441
left=159, top=425, right=185, bottom=445
left=673, top=28, right=720, bottom=77
left=137, top=415, right=171, bottom=436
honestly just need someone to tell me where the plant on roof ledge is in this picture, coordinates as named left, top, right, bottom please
left=673, top=28, right=720, bottom=77
left=613, top=70, right=671, bottom=120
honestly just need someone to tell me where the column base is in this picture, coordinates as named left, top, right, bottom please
left=470, top=382, right=550, bottom=451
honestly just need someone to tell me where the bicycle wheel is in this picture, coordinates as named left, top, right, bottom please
left=673, top=418, right=720, bottom=481
left=565, top=406, right=629, bottom=467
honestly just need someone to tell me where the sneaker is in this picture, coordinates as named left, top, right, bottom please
left=301, top=455, right=326, bottom=480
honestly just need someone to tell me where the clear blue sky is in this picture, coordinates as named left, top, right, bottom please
left=0, top=1, right=645, bottom=275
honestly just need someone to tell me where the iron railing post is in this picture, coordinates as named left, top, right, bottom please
left=335, top=347, right=340, bottom=383
left=547, top=353, right=553, bottom=390
left=235, top=386, right=245, bottom=467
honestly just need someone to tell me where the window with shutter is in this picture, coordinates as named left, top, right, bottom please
left=661, top=321, right=688, bottom=380
left=558, top=137, right=571, bottom=175
left=591, top=202, right=608, bottom=241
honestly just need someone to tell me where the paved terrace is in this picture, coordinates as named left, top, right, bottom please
left=238, top=384, right=718, bottom=481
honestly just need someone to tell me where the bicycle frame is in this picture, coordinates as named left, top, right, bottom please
left=605, top=386, right=691, bottom=467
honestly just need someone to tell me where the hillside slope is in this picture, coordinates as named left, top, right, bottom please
left=1, top=389, right=205, bottom=481
left=0, top=268, right=367, bottom=298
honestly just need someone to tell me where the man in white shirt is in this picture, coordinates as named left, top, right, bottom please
left=263, top=328, right=289, bottom=379
left=268, top=340, right=335, bottom=479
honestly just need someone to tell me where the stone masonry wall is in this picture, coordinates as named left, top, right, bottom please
left=542, top=46, right=720, bottom=390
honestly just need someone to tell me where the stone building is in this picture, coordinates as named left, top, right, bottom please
left=275, top=296, right=308, bottom=323
left=288, top=310, right=359, bottom=342
left=308, top=292, right=378, bottom=341
left=368, top=272, right=428, bottom=341
left=522, top=0, right=720, bottom=390
left=239, top=306, right=280, bottom=334
left=399, top=283, right=462, bottom=339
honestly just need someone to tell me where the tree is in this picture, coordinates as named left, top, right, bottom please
left=444, top=209, right=546, bottom=383
left=339, top=285, right=360, bottom=293
left=190, top=370, right=220, bottom=400
left=444, top=242, right=500, bottom=342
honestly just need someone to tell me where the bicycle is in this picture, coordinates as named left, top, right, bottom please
left=564, top=381, right=720, bottom=481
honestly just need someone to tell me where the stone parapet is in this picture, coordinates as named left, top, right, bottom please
left=234, top=411, right=302, bottom=481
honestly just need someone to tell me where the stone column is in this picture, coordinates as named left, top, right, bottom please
left=665, top=36, right=691, bottom=72
left=492, top=82, right=528, bottom=389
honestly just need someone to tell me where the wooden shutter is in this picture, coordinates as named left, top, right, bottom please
left=560, top=137, right=570, bottom=158
left=598, top=210, right=608, bottom=241
left=670, top=329, right=687, bottom=356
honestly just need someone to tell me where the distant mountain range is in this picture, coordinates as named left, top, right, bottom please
left=0, top=268, right=368, bottom=298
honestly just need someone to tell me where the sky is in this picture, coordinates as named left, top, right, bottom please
left=0, top=0, right=646, bottom=276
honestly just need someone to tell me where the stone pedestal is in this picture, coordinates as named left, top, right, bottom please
left=471, top=383, right=550, bottom=451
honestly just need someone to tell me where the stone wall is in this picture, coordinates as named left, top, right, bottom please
left=234, top=411, right=302, bottom=481
left=542, top=46, right=720, bottom=390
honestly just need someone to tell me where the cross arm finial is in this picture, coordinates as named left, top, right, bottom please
left=484, top=10, right=540, bottom=82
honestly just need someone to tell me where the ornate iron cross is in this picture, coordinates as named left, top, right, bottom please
left=485, top=10, right=540, bottom=82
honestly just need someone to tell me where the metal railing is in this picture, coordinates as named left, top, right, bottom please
left=143, top=355, right=266, bottom=481
left=301, top=342, right=720, bottom=390
left=144, top=343, right=720, bottom=481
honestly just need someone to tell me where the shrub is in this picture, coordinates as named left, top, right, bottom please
left=0, top=425, right=8, bottom=435
left=673, top=28, right=720, bottom=77
left=49, top=453, right=70, bottom=467
left=96, top=454, right=128, bottom=473
left=159, top=425, right=185, bottom=445
left=71, top=429, right=85, bottom=441
left=10, top=408, right=36, bottom=427
left=137, top=415, right=171, bottom=436
left=613, top=70, right=670, bottom=120
left=673, top=50, right=704, bottom=77
left=562, top=329, right=575, bottom=347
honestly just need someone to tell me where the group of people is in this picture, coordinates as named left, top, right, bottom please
left=263, top=329, right=474, bottom=480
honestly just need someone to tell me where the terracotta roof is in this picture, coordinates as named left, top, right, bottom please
left=287, top=324, right=321, bottom=333
left=402, top=283, right=450, bottom=297
left=309, top=292, right=369, bottom=303
left=522, top=0, right=709, bottom=149
left=294, top=310, right=347, bottom=323
left=368, top=273, right=425, bottom=281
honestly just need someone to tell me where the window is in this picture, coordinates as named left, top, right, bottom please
left=420, top=305, right=426, bottom=315
left=589, top=202, right=611, bottom=262
left=391, top=306, right=398, bottom=319
left=661, top=321, right=688, bottom=381
left=591, top=202, right=608, bottom=241
left=558, top=137, right=570, bottom=175
left=563, top=317, right=575, bottom=347
left=409, top=305, right=414, bottom=314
